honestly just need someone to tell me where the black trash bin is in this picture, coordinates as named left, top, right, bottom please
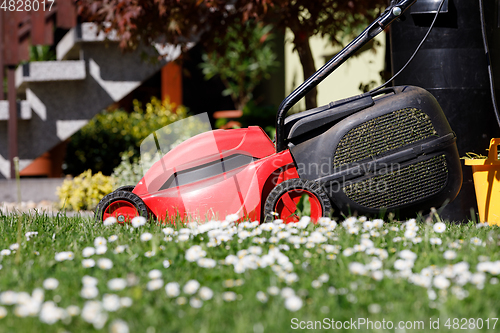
left=391, top=0, right=500, bottom=222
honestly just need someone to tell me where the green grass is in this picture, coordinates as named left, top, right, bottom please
left=0, top=213, right=499, bottom=332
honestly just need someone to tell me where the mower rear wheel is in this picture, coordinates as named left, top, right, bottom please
left=95, top=190, right=149, bottom=224
left=263, top=179, right=332, bottom=223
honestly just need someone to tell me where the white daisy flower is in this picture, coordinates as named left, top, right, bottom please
left=311, top=280, right=322, bottom=289
left=109, top=319, right=129, bottom=333
left=95, top=245, right=107, bottom=255
left=189, top=297, right=203, bottom=308
left=82, top=276, right=98, bottom=286
left=430, top=238, right=442, bottom=245
left=103, top=217, right=117, bottom=226
left=80, top=286, right=99, bottom=299
left=148, top=269, right=162, bottom=280
left=198, top=287, right=213, bottom=301
left=97, top=258, right=113, bottom=270
left=162, top=227, right=175, bottom=235
left=284, top=295, right=302, bottom=311
left=222, top=291, right=237, bottom=302
left=108, top=235, right=118, bottom=243
left=120, top=297, right=133, bottom=308
left=114, top=245, right=127, bottom=254
left=433, top=275, right=450, bottom=289
left=93, top=237, right=107, bottom=247
left=349, top=262, right=366, bottom=275
left=140, top=233, right=153, bottom=242
left=267, top=286, right=280, bottom=296
left=225, top=214, right=239, bottom=222
left=82, top=247, right=95, bottom=257
left=0, top=291, right=17, bottom=305
left=102, top=294, right=121, bottom=312
left=66, top=305, right=80, bottom=316
left=107, top=278, right=127, bottom=291
left=413, top=237, right=423, bottom=244
left=165, top=282, right=180, bottom=298
left=470, top=237, right=483, bottom=246
left=43, top=278, right=59, bottom=290
left=256, top=291, right=268, bottom=303
left=178, top=234, right=189, bottom=242
left=183, top=280, right=200, bottom=295
left=147, top=279, right=164, bottom=291
left=131, top=216, right=147, bottom=228
left=399, top=250, right=417, bottom=261
left=443, top=250, right=457, bottom=260
left=55, top=251, right=74, bottom=261
left=343, top=248, right=354, bottom=257
left=82, top=259, right=96, bottom=268
left=433, top=222, right=446, bottom=233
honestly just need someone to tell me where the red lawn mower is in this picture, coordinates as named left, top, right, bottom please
left=95, top=0, right=462, bottom=224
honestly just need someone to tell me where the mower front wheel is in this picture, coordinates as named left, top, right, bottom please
left=263, top=178, right=332, bottom=223
left=115, top=185, right=135, bottom=192
left=95, top=190, right=149, bottom=224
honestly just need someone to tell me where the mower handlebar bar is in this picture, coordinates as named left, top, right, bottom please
left=274, top=0, right=417, bottom=153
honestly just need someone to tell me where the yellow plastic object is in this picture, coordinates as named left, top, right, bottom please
left=464, top=138, right=500, bottom=225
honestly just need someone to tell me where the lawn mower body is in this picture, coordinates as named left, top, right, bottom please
left=95, top=0, right=462, bottom=223
left=132, top=127, right=298, bottom=221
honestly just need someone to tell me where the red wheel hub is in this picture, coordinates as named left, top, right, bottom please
left=103, top=200, right=139, bottom=224
left=274, top=189, right=322, bottom=223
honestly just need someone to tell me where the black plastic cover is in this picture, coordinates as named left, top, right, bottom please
left=287, top=85, right=462, bottom=217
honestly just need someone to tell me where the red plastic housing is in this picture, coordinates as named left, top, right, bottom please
left=133, top=126, right=298, bottom=222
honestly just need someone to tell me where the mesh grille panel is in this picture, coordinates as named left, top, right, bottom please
left=343, top=155, right=448, bottom=209
left=333, top=108, right=436, bottom=167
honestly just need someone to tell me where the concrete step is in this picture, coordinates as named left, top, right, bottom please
left=57, top=22, right=183, bottom=62
left=16, top=60, right=86, bottom=92
left=57, top=23, right=119, bottom=61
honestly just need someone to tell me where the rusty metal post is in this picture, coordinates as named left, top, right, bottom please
left=8, top=66, right=17, bottom=179
left=31, top=9, right=46, bottom=45
left=161, top=61, right=183, bottom=107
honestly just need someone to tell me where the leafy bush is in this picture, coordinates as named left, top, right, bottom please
left=64, top=97, right=187, bottom=176
left=111, top=152, right=144, bottom=189
left=57, top=170, right=114, bottom=211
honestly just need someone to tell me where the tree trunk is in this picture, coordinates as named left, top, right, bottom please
left=292, top=30, right=317, bottom=109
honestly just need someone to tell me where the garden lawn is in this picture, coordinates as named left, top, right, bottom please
left=0, top=213, right=499, bottom=332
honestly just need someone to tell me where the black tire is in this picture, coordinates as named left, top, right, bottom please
left=115, top=185, right=135, bottom=192
left=263, top=178, right=332, bottom=223
left=95, top=190, right=149, bottom=223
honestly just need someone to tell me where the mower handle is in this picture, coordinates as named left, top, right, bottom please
left=275, top=0, right=417, bottom=152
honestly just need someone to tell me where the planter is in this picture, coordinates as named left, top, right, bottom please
left=464, top=138, right=500, bottom=225
left=213, top=110, right=243, bottom=129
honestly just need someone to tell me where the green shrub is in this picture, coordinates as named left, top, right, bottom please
left=57, top=170, right=115, bottom=211
left=64, top=97, right=187, bottom=176
left=199, top=20, right=279, bottom=111
left=111, top=151, right=144, bottom=189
